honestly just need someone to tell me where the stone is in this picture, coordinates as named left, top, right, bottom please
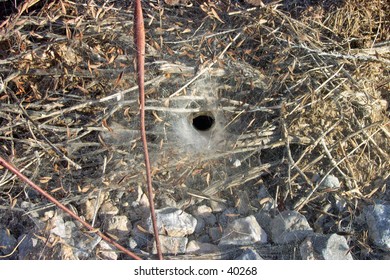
left=186, top=240, right=220, bottom=254
left=254, top=210, right=273, bottom=236
left=320, top=174, right=341, bottom=190
left=145, top=207, right=197, bottom=237
left=193, top=205, right=216, bottom=226
left=244, top=0, right=265, bottom=7
left=49, top=214, right=67, bottom=239
left=235, top=248, right=263, bottom=260
left=236, top=191, right=252, bottom=215
left=18, top=233, right=41, bottom=260
left=210, top=200, right=227, bottom=213
left=219, top=215, right=267, bottom=246
left=73, top=234, right=102, bottom=259
left=194, top=217, right=206, bottom=234
left=99, top=200, right=119, bottom=216
left=0, top=228, right=17, bottom=257
left=103, top=215, right=131, bottom=240
left=365, top=204, right=390, bottom=250
left=300, top=233, right=353, bottom=260
left=198, top=234, right=211, bottom=243
left=218, top=207, right=239, bottom=228
left=82, top=191, right=106, bottom=221
left=257, top=186, right=275, bottom=211
left=152, top=235, right=188, bottom=255
left=209, top=226, right=223, bottom=242
left=131, top=221, right=152, bottom=249
left=270, top=210, right=313, bottom=244
left=128, top=237, right=138, bottom=249
left=97, top=241, right=118, bottom=260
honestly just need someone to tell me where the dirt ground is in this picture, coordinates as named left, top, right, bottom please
left=0, top=0, right=389, bottom=259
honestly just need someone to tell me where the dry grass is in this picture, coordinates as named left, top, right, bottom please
left=0, top=0, right=389, bottom=259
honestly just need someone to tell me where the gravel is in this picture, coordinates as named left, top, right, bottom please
left=186, top=240, right=220, bottom=254
left=300, top=233, right=353, bottom=260
left=320, top=174, right=341, bottom=190
left=103, top=215, right=131, bottom=241
left=235, top=248, right=263, bottom=260
left=153, top=235, right=188, bottom=254
left=270, top=210, right=313, bottom=244
left=0, top=228, right=17, bottom=257
left=219, top=215, right=267, bottom=246
left=364, top=204, right=390, bottom=251
left=145, top=207, right=197, bottom=237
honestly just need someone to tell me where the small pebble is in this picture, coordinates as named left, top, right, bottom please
left=186, top=240, right=220, bottom=254
left=193, top=205, right=216, bottom=226
left=194, top=217, right=206, bottom=234
left=97, top=241, right=118, bottom=260
left=99, top=201, right=119, bottom=216
left=145, top=207, right=197, bottom=237
left=300, top=233, right=353, bottom=260
left=365, top=204, right=390, bottom=250
left=218, top=207, right=239, bottom=228
left=210, top=200, right=227, bottom=213
left=219, top=215, right=267, bottom=246
left=0, top=229, right=17, bottom=257
left=235, top=248, right=263, bottom=260
left=270, top=210, right=313, bottom=244
left=153, top=235, right=188, bottom=255
left=319, top=174, right=341, bottom=190
left=131, top=221, right=152, bottom=249
left=209, top=226, right=223, bottom=242
left=49, top=214, right=67, bottom=239
left=103, top=215, right=131, bottom=241
left=18, top=233, right=40, bottom=260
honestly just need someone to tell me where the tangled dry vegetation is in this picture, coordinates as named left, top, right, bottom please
left=0, top=0, right=389, bottom=259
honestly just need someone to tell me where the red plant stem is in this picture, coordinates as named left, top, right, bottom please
left=0, top=156, right=142, bottom=260
left=134, top=0, right=163, bottom=260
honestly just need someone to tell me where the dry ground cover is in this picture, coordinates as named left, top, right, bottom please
left=0, top=0, right=389, bottom=259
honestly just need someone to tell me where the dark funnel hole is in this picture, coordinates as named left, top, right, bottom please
left=192, top=113, right=215, bottom=131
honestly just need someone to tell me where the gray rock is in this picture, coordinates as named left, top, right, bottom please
left=193, top=205, right=217, bottom=226
left=97, top=240, right=118, bottom=260
left=333, top=195, right=347, bottom=213
left=0, top=229, right=17, bottom=257
left=236, top=190, right=252, bottom=215
left=99, top=201, right=119, bottom=216
left=209, top=226, right=223, bottom=242
left=145, top=207, right=197, bottom=237
left=49, top=214, right=67, bottom=239
left=300, top=233, right=353, bottom=260
left=194, top=217, right=206, bottom=234
left=257, top=186, right=275, bottom=211
left=198, top=234, right=211, bottom=243
left=203, top=214, right=217, bottom=226
left=152, top=235, right=188, bottom=254
left=210, top=200, right=227, bottom=213
left=131, top=221, right=152, bottom=248
left=235, top=248, right=263, bottom=260
left=128, top=237, right=138, bottom=249
left=64, top=221, right=77, bottom=238
left=186, top=240, right=220, bottom=254
left=104, top=215, right=131, bottom=241
left=270, top=210, right=313, bottom=244
left=219, top=215, right=267, bottom=246
left=320, top=174, right=340, bottom=189
left=194, top=205, right=213, bottom=216
left=82, top=192, right=106, bottom=221
left=218, top=207, right=239, bottom=228
left=365, top=204, right=390, bottom=250
left=255, top=210, right=273, bottom=236
left=18, top=233, right=41, bottom=260
left=73, top=234, right=102, bottom=259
